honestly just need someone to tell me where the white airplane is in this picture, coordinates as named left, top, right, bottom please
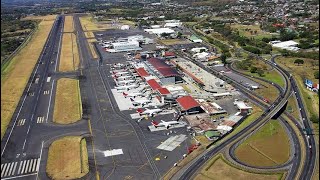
left=137, top=108, right=162, bottom=117
left=122, top=92, right=144, bottom=98
left=115, top=84, right=139, bottom=90
left=151, top=120, right=181, bottom=130
left=130, top=98, right=151, bottom=107
left=114, top=75, right=134, bottom=81
left=116, top=79, right=136, bottom=86
left=111, top=63, right=124, bottom=68
left=112, top=71, right=130, bottom=76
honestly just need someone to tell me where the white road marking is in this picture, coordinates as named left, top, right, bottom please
left=43, top=90, right=50, bottom=95
left=28, top=159, right=33, bottom=172
left=24, top=160, right=30, bottom=174
left=11, top=162, right=17, bottom=176
left=1, top=163, right=8, bottom=177
left=22, top=139, right=27, bottom=150
left=36, top=117, right=44, bottom=123
left=32, top=159, right=37, bottom=172
left=8, top=162, right=15, bottom=177
left=46, top=77, right=51, bottom=82
left=26, top=125, right=31, bottom=135
left=17, top=119, right=26, bottom=127
left=3, top=162, right=12, bottom=177
left=17, top=161, right=23, bottom=175
left=1, top=173, right=37, bottom=180
left=1, top=163, right=4, bottom=171
left=35, top=142, right=44, bottom=180
left=46, top=80, right=55, bottom=123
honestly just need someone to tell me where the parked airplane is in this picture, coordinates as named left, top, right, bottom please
left=151, top=120, right=181, bottom=129
left=130, top=98, right=151, bottom=107
left=115, top=84, right=139, bottom=90
left=114, top=75, right=135, bottom=81
left=116, top=79, right=136, bottom=86
left=137, top=108, right=162, bottom=117
left=122, top=92, right=144, bottom=98
left=112, top=71, right=130, bottom=76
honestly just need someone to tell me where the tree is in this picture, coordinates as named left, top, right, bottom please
left=294, top=59, right=304, bottom=65
left=310, top=114, right=319, bottom=123
left=314, top=71, right=319, bottom=79
left=257, top=68, right=264, bottom=76
left=177, top=32, right=183, bottom=39
left=250, top=66, right=258, bottom=73
left=220, top=54, right=227, bottom=65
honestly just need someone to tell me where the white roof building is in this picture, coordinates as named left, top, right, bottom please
left=164, top=19, right=180, bottom=23
left=217, top=125, right=232, bottom=132
left=190, top=47, right=208, bottom=53
left=120, top=25, right=130, bottom=30
left=164, top=22, right=182, bottom=28
left=271, top=40, right=300, bottom=51
left=106, top=41, right=142, bottom=53
left=144, top=28, right=175, bottom=36
left=234, top=101, right=252, bottom=110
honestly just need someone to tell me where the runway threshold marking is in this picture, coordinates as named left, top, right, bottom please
left=16, top=119, right=26, bottom=126
left=0, top=158, right=39, bottom=178
left=43, top=90, right=50, bottom=95
left=36, top=117, right=45, bottom=123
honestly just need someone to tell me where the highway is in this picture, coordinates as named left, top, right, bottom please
left=1, top=15, right=89, bottom=180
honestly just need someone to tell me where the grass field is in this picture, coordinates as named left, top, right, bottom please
left=235, top=120, right=290, bottom=167
left=84, top=31, right=95, bottom=39
left=79, top=16, right=114, bottom=32
left=59, top=33, right=80, bottom=72
left=53, top=78, right=82, bottom=124
left=253, top=78, right=279, bottom=103
left=88, top=43, right=98, bottom=59
left=249, top=70, right=285, bottom=88
left=275, top=57, right=319, bottom=118
left=286, top=95, right=300, bottom=119
left=230, top=24, right=277, bottom=40
left=160, top=39, right=190, bottom=45
left=63, top=15, right=74, bottom=33
left=46, top=136, right=89, bottom=179
left=1, top=15, right=56, bottom=139
left=195, top=155, right=283, bottom=180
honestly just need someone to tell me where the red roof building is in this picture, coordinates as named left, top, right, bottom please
left=136, top=67, right=149, bottom=77
left=164, top=51, right=176, bottom=57
left=157, top=87, right=171, bottom=95
left=176, top=96, right=200, bottom=111
left=146, top=79, right=161, bottom=90
left=147, top=58, right=180, bottom=77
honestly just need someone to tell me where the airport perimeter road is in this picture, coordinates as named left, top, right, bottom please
left=73, top=14, right=161, bottom=180
left=1, top=15, right=89, bottom=180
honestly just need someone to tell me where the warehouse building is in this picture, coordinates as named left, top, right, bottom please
left=106, top=41, right=142, bottom=53
left=144, top=58, right=183, bottom=85
left=144, top=28, right=175, bottom=37
left=176, top=96, right=204, bottom=115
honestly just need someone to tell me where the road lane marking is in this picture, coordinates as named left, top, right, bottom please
left=36, top=117, right=44, bottom=123
left=26, top=125, right=31, bottom=135
left=46, top=80, right=55, bottom=123
left=1, top=163, right=5, bottom=171
left=46, top=77, right=51, bottom=82
left=29, top=159, right=34, bottom=173
left=11, top=162, right=17, bottom=176
left=32, top=159, right=37, bottom=172
left=35, top=141, right=44, bottom=180
left=22, top=139, right=27, bottom=150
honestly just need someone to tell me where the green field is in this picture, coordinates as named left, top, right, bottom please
left=235, top=120, right=290, bottom=167
left=195, top=154, right=284, bottom=180
left=230, top=24, right=277, bottom=40
left=248, top=70, right=285, bottom=88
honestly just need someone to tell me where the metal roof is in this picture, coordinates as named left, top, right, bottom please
left=147, top=58, right=180, bottom=77
left=146, top=79, right=161, bottom=90
left=176, top=96, right=200, bottom=110
left=136, top=67, right=149, bottom=77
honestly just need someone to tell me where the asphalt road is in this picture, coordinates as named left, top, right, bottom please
left=1, top=15, right=89, bottom=180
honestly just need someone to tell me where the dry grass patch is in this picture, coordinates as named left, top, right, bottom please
left=87, top=38, right=97, bottom=43
left=53, top=78, right=82, bottom=124
left=84, top=31, right=95, bottom=39
left=79, top=16, right=114, bottom=32
left=22, top=15, right=56, bottom=21
left=235, top=120, right=290, bottom=167
left=46, top=136, right=89, bottom=180
left=160, top=39, right=190, bottom=45
left=230, top=24, right=276, bottom=40
left=1, top=15, right=56, bottom=139
left=88, top=43, right=98, bottom=59
left=275, top=57, right=319, bottom=117
left=286, top=95, right=300, bottom=119
left=63, top=15, right=74, bottom=33
left=253, top=79, right=279, bottom=103
left=196, top=155, right=283, bottom=180
left=59, top=33, right=79, bottom=72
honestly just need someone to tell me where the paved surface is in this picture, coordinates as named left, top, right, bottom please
left=1, top=15, right=89, bottom=180
left=74, top=14, right=192, bottom=179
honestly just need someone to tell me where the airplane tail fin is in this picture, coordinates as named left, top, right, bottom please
left=136, top=108, right=144, bottom=113
left=130, top=98, right=134, bottom=102
left=151, top=120, right=159, bottom=127
left=122, top=92, right=128, bottom=96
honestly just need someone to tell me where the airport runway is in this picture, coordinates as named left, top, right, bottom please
left=1, top=15, right=89, bottom=180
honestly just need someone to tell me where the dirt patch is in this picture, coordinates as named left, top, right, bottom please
left=63, top=15, right=74, bottom=33
left=59, top=33, right=79, bottom=72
